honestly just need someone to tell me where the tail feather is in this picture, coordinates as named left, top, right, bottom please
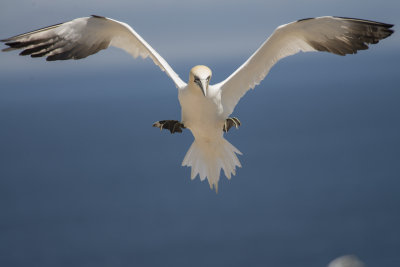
left=182, top=137, right=242, bottom=191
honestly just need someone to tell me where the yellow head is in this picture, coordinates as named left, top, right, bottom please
left=189, top=65, right=212, bottom=96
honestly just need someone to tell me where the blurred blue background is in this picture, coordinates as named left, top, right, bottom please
left=0, top=1, right=399, bottom=266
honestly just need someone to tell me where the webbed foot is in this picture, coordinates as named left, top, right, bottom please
left=223, top=117, right=241, bottom=132
left=153, top=120, right=186, bottom=134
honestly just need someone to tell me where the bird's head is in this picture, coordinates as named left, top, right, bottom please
left=189, top=65, right=212, bottom=97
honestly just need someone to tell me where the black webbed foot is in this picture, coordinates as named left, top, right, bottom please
left=153, top=120, right=186, bottom=134
left=223, top=117, right=241, bottom=132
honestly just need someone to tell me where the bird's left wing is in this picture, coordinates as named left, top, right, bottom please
left=216, top=16, right=394, bottom=116
left=1, top=15, right=186, bottom=89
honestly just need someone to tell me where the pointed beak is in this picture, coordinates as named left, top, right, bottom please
left=199, top=79, right=208, bottom=97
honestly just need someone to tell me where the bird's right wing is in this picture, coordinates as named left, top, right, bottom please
left=1, top=15, right=187, bottom=89
left=216, top=16, right=394, bottom=116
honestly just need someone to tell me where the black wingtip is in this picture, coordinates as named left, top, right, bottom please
left=1, top=22, right=64, bottom=43
left=297, top=16, right=395, bottom=30
left=334, top=16, right=395, bottom=28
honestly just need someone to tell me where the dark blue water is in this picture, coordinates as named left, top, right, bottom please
left=1, top=52, right=399, bottom=267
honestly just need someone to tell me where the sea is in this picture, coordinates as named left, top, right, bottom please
left=1, top=52, right=399, bottom=267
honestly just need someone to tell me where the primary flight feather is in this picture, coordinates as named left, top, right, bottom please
left=2, top=15, right=394, bottom=191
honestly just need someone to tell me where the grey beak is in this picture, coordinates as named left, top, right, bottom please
left=199, top=79, right=208, bottom=97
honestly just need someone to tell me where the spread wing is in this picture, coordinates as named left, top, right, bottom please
left=216, top=16, right=394, bottom=116
left=1, top=15, right=186, bottom=89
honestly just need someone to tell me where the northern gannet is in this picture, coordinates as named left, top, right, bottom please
left=1, top=15, right=394, bottom=191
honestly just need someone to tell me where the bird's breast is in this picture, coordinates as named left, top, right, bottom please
left=178, top=87, right=224, bottom=139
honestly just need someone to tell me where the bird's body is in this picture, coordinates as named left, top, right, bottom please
left=180, top=83, right=223, bottom=140
left=178, top=67, right=242, bottom=191
left=1, top=15, right=394, bottom=191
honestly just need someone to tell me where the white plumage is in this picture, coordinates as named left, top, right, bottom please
left=1, top=15, right=393, bottom=191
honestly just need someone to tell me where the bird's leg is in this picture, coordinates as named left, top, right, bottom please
left=153, top=120, right=186, bottom=134
left=223, top=117, right=241, bottom=132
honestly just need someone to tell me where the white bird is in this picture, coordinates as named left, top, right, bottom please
left=2, top=15, right=393, bottom=191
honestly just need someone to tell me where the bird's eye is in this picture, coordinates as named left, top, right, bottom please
left=207, top=76, right=210, bottom=81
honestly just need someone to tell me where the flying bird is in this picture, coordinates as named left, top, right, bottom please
left=1, top=15, right=394, bottom=191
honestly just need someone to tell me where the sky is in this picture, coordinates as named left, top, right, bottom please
left=0, top=1, right=399, bottom=267
left=1, top=0, right=399, bottom=73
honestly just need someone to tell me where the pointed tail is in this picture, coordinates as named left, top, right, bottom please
left=182, top=137, right=242, bottom=192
